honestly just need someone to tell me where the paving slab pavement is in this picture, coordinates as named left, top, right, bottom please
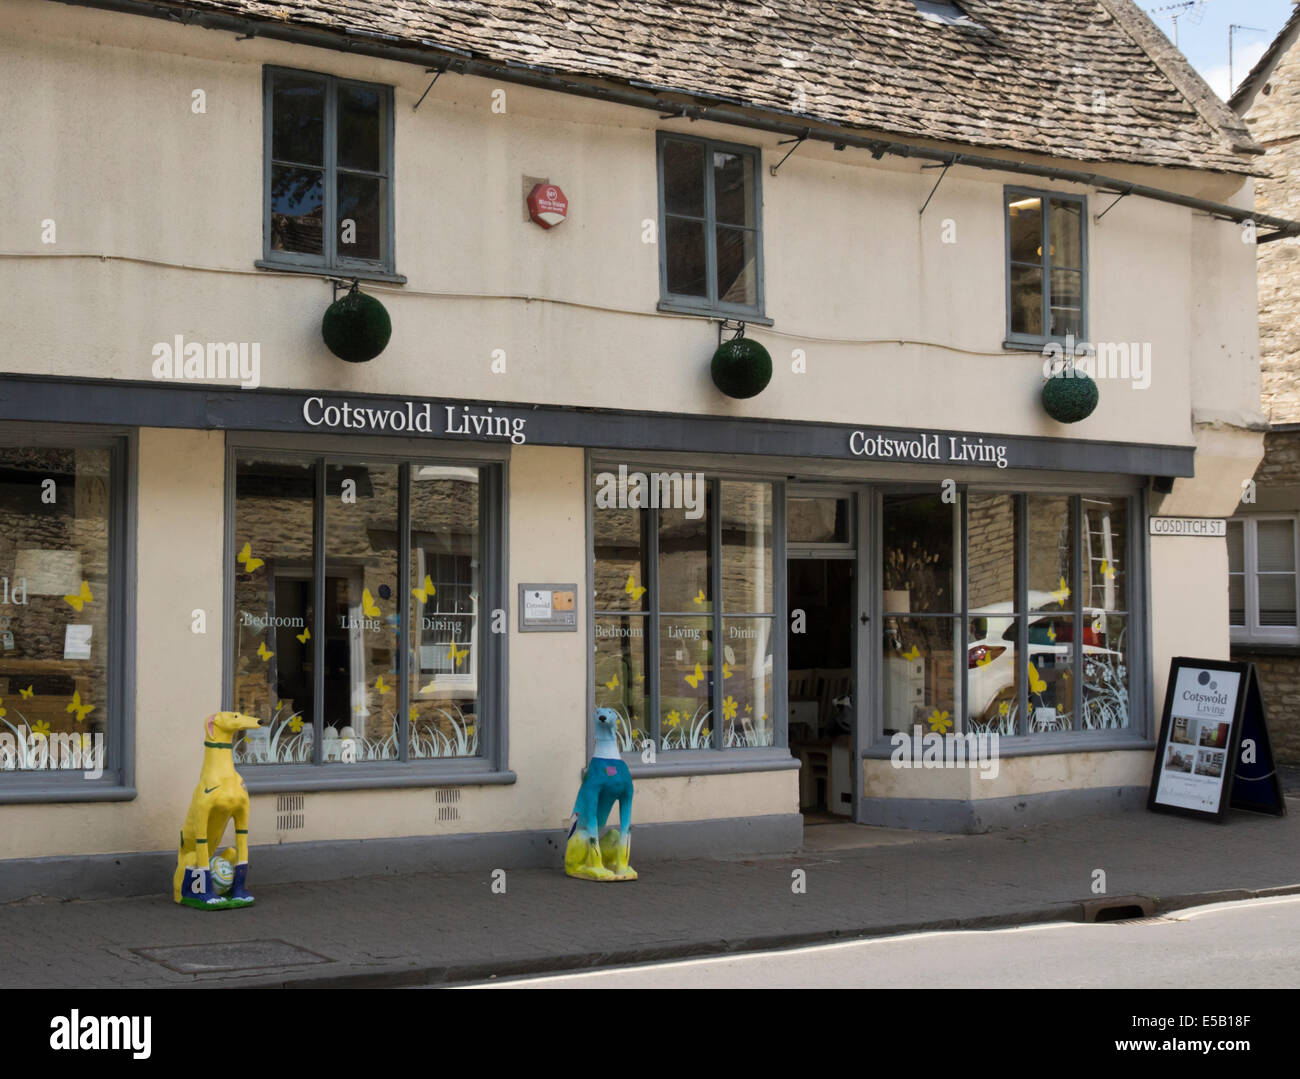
left=1, top=804, right=1295, bottom=989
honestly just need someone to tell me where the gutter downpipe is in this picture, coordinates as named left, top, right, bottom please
left=49, top=0, right=1300, bottom=242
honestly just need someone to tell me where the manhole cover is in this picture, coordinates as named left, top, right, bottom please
left=134, top=939, right=332, bottom=974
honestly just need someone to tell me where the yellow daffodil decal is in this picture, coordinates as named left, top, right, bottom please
left=361, top=588, right=381, bottom=617
left=998, top=700, right=1010, bottom=717
left=684, top=662, right=704, bottom=689
left=31, top=720, right=51, bottom=737
left=722, top=696, right=738, bottom=721
left=257, top=642, right=274, bottom=661
left=66, top=691, right=94, bottom=723
left=236, top=542, right=264, bottom=573
left=63, top=579, right=93, bottom=612
left=413, top=574, right=436, bottom=603
left=624, top=575, right=647, bottom=602
left=666, top=710, right=682, bottom=728
left=288, top=716, right=304, bottom=733
left=927, top=709, right=952, bottom=734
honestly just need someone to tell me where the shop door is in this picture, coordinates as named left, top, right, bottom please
left=786, top=487, right=868, bottom=820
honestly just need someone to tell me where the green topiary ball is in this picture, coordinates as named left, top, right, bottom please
left=1042, top=372, right=1099, bottom=423
left=711, top=337, right=772, bottom=399
left=322, top=288, right=392, bottom=363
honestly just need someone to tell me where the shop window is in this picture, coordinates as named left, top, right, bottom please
left=230, top=455, right=502, bottom=770
left=261, top=67, right=396, bottom=277
left=1228, top=516, right=1299, bottom=645
left=881, top=489, right=1136, bottom=742
left=0, top=439, right=126, bottom=788
left=1005, top=188, right=1086, bottom=347
left=657, top=133, right=764, bottom=318
left=593, top=470, right=775, bottom=753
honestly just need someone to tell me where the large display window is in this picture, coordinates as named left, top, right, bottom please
left=229, top=452, right=503, bottom=772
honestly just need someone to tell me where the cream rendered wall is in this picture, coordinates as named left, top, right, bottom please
left=0, top=0, right=1257, bottom=450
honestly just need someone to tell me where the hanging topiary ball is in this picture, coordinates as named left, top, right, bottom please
left=1042, top=371, right=1099, bottom=423
left=322, top=283, right=391, bottom=363
left=711, top=334, right=772, bottom=399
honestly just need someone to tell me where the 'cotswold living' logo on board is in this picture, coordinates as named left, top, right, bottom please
left=302, top=398, right=527, bottom=444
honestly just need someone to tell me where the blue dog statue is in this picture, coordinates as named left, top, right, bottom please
left=565, top=707, right=637, bottom=881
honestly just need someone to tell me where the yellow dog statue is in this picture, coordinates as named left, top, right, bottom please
left=173, top=711, right=261, bottom=909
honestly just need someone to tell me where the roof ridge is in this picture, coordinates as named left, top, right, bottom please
left=1096, top=0, right=1262, bottom=157
left=1230, top=4, right=1300, bottom=115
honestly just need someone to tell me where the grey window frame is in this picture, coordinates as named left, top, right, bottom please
left=257, top=65, right=402, bottom=282
left=0, top=425, right=136, bottom=804
left=867, top=485, right=1149, bottom=755
left=1228, top=514, right=1300, bottom=646
left=1003, top=186, right=1088, bottom=350
left=587, top=457, right=794, bottom=777
left=656, top=131, right=767, bottom=321
left=224, top=438, right=510, bottom=792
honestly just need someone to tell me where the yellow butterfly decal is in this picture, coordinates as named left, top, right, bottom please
left=362, top=589, right=381, bottom=617
left=0, top=699, right=5, bottom=718
left=636, top=673, right=645, bottom=683
left=448, top=640, right=469, bottom=669
left=19, top=685, right=33, bottom=699
left=66, top=691, right=94, bottom=723
left=1048, top=576, right=1070, bottom=607
left=413, top=575, right=436, bottom=603
left=902, top=644, right=920, bottom=661
left=1028, top=661, right=1047, bottom=695
left=624, top=575, right=647, bottom=602
left=63, top=579, right=93, bottom=612
left=1100, top=559, right=1116, bottom=580
left=375, top=676, right=390, bottom=695
left=684, top=662, right=704, bottom=689
left=605, top=674, right=620, bottom=691
left=257, top=642, right=274, bottom=661
left=692, top=589, right=706, bottom=606
left=722, top=663, right=733, bottom=679
left=296, top=627, right=311, bottom=644
left=745, top=703, right=752, bottom=713
left=1046, top=624, right=1057, bottom=642
left=998, top=700, right=1010, bottom=717
left=236, top=542, right=264, bottom=573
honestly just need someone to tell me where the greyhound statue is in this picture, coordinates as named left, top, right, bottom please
left=564, top=707, right=637, bottom=881
left=173, top=710, right=261, bottom=909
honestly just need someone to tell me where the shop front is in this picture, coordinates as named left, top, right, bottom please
left=0, top=376, right=1195, bottom=895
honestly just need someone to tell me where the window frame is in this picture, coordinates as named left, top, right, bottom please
left=223, top=436, right=510, bottom=792
left=0, top=425, right=136, bottom=804
left=1228, top=514, right=1300, bottom=646
left=656, top=131, right=767, bottom=321
left=259, top=65, right=400, bottom=281
left=587, top=457, right=792, bottom=775
left=1003, top=186, right=1088, bottom=350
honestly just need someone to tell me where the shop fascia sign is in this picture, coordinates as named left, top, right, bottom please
left=849, top=430, right=1009, bottom=469
left=302, top=396, right=528, bottom=445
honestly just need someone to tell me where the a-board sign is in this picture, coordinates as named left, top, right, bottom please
left=1147, top=657, right=1287, bottom=822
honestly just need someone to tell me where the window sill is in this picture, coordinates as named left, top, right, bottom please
left=656, top=300, right=773, bottom=327
left=255, top=259, right=408, bottom=285
left=865, top=732, right=1154, bottom=758
left=1002, top=338, right=1058, bottom=354
left=1230, top=641, right=1300, bottom=657
left=624, top=748, right=799, bottom=779
left=241, top=764, right=516, bottom=794
left=0, top=777, right=135, bottom=805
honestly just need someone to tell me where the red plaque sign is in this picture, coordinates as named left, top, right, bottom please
left=527, top=183, right=569, bottom=229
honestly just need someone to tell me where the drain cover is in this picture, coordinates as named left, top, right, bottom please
left=134, top=939, right=331, bottom=974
